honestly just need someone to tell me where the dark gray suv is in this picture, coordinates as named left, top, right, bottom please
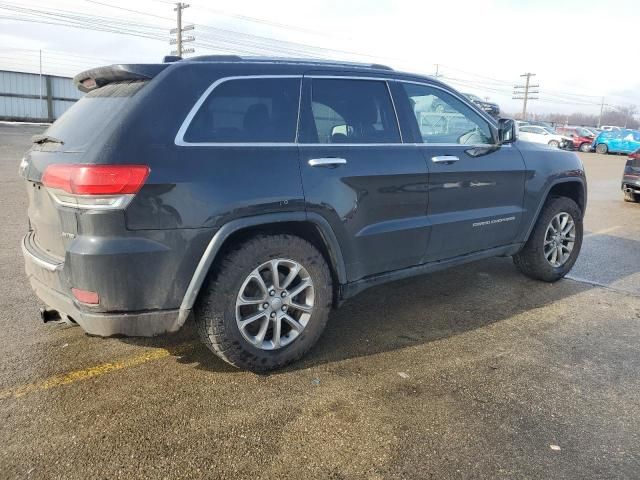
left=20, top=56, right=586, bottom=371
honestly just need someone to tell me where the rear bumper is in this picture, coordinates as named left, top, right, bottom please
left=22, top=233, right=190, bottom=337
left=622, top=176, right=640, bottom=190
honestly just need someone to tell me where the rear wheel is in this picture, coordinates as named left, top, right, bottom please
left=596, top=143, right=608, bottom=154
left=513, top=196, right=583, bottom=282
left=195, top=234, right=332, bottom=372
left=579, top=142, right=591, bottom=153
left=548, top=140, right=559, bottom=148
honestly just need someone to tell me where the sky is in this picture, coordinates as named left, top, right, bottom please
left=0, top=0, right=638, bottom=116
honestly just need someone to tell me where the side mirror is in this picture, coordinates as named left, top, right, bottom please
left=498, top=118, right=516, bottom=144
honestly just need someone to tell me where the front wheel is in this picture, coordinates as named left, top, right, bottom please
left=548, top=140, right=559, bottom=148
left=579, top=143, right=591, bottom=153
left=513, top=197, right=583, bottom=282
left=195, top=234, right=332, bottom=372
left=595, top=143, right=608, bottom=154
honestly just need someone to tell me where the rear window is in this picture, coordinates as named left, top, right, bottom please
left=183, top=77, right=301, bottom=143
left=43, top=81, right=147, bottom=151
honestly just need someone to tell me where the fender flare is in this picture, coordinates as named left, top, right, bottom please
left=178, top=211, right=347, bottom=317
left=523, top=177, right=586, bottom=242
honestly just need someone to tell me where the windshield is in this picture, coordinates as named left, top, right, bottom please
left=576, top=128, right=592, bottom=137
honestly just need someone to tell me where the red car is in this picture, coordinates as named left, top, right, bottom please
left=556, top=127, right=595, bottom=152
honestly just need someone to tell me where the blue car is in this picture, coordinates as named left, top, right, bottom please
left=593, top=129, right=640, bottom=154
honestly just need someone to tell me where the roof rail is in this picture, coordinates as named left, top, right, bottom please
left=184, top=55, right=393, bottom=70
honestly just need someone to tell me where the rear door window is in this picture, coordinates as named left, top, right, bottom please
left=300, top=78, right=400, bottom=144
left=183, top=77, right=301, bottom=143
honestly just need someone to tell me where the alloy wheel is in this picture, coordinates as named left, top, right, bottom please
left=544, top=212, right=576, bottom=267
left=235, top=259, right=315, bottom=350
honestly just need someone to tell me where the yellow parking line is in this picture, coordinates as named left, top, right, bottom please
left=584, top=226, right=621, bottom=238
left=0, top=342, right=195, bottom=401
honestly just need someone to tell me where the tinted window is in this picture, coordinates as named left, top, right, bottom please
left=184, top=77, right=300, bottom=143
left=301, top=78, right=400, bottom=144
left=44, top=81, right=146, bottom=151
left=403, top=84, right=492, bottom=145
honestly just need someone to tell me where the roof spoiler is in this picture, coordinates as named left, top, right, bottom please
left=73, top=64, right=170, bottom=93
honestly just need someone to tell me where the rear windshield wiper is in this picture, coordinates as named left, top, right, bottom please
left=31, top=134, right=64, bottom=145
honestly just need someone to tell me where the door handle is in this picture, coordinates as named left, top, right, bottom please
left=308, top=158, right=347, bottom=167
left=431, top=155, right=460, bottom=164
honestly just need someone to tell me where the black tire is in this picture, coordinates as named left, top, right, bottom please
left=579, top=142, right=591, bottom=153
left=595, top=143, right=608, bottom=154
left=548, top=140, right=559, bottom=148
left=513, top=196, right=583, bottom=282
left=624, top=188, right=638, bottom=203
left=195, top=234, right=332, bottom=372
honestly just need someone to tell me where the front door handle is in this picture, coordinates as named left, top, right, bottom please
left=432, top=155, right=460, bottom=164
left=308, top=158, right=347, bottom=167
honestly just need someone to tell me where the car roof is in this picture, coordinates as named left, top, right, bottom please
left=178, top=55, right=447, bottom=85
left=76, top=55, right=453, bottom=93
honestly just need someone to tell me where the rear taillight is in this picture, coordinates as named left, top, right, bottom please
left=42, top=164, right=149, bottom=209
left=629, top=151, right=640, bottom=160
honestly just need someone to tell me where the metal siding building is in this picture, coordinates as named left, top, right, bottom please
left=0, top=70, right=82, bottom=122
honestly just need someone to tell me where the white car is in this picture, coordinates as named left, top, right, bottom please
left=600, top=125, right=621, bottom=132
left=517, top=125, right=571, bottom=148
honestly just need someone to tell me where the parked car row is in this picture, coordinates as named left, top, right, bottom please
left=514, top=120, right=640, bottom=156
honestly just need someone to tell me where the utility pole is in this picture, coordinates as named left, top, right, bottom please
left=170, top=3, right=194, bottom=57
left=434, top=64, right=440, bottom=77
left=598, top=97, right=605, bottom=128
left=512, top=72, right=539, bottom=120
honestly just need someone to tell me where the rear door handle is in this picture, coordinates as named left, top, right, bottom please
left=431, top=155, right=460, bottom=164
left=308, top=158, right=347, bottom=167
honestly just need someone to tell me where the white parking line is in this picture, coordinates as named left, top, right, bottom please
left=584, top=226, right=621, bottom=238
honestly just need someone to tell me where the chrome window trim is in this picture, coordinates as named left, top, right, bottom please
left=174, top=75, right=303, bottom=147
left=174, top=74, right=500, bottom=149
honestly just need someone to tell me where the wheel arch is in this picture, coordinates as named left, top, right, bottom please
left=179, top=212, right=347, bottom=313
left=523, top=178, right=586, bottom=243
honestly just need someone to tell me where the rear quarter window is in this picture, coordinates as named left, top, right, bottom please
left=182, top=77, right=301, bottom=143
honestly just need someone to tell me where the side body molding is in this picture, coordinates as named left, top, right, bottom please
left=176, top=212, right=347, bottom=325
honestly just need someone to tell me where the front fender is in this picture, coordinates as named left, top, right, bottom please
left=515, top=142, right=586, bottom=244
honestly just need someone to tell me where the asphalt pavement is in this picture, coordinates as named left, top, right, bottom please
left=1, top=122, right=639, bottom=479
